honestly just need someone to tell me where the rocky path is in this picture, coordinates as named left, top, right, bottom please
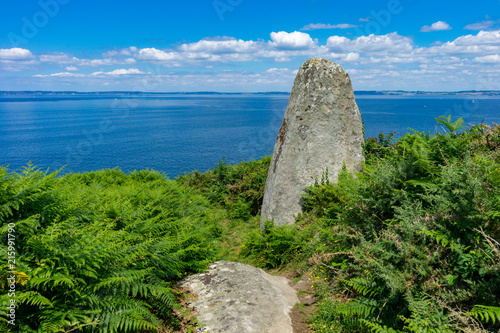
left=180, top=261, right=300, bottom=333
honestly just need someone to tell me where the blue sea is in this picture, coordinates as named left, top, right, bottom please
left=1, top=93, right=499, bottom=177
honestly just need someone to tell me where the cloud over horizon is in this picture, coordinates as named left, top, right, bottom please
left=0, top=48, right=34, bottom=60
left=269, top=31, right=317, bottom=50
left=0, top=47, right=38, bottom=71
left=420, top=21, right=452, bottom=32
left=464, top=20, right=497, bottom=30
left=0, top=28, right=497, bottom=92
left=301, top=23, right=359, bottom=30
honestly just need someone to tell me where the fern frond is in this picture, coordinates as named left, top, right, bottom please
left=30, top=273, right=76, bottom=289
left=336, top=299, right=378, bottom=318
left=467, top=305, right=500, bottom=324
left=361, top=319, right=401, bottom=333
left=342, top=277, right=379, bottom=297
left=16, top=291, right=53, bottom=307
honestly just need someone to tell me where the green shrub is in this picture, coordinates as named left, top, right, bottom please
left=176, top=156, right=271, bottom=217
left=300, top=119, right=500, bottom=332
left=0, top=166, right=221, bottom=332
left=241, top=221, right=304, bottom=268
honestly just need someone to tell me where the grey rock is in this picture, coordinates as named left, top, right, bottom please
left=261, top=58, right=364, bottom=227
left=180, top=261, right=298, bottom=333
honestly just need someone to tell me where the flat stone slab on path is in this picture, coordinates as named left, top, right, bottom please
left=180, top=261, right=299, bottom=333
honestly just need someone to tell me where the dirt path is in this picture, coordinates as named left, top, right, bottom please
left=271, top=269, right=318, bottom=333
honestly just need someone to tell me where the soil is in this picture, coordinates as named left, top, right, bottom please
left=165, top=286, right=200, bottom=333
left=272, top=269, right=318, bottom=333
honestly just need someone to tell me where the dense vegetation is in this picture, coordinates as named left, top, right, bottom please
left=238, top=118, right=500, bottom=332
left=1, top=116, right=499, bottom=332
left=0, top=168, right=222, bottom=332
left=180, top=116, right=500, bottom=332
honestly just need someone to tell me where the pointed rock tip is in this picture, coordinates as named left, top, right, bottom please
left=301, top=58, right=344, bottom=72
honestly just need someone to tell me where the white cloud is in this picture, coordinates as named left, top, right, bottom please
left=0, top=60, right=39, bottom=72
left=0, top=48, right=34, bottom=60
left=39, top=53, right=136, bottom=66
left=49, top=72, right=84, bottom=77
left=90, top=68, right=149, bottom=76
left=16, top=29, right=500, bottom=91
left=269, top=31, right=317, bottom=50
left=472, top=54, right=500, bottom=63
left=432, top=56, right=462, bottom=64
left=136, top=48, right=181, bottom=61
left=0, top=48, right=37, bottom=71
left=354, top=33, right=413, bottom=54
left=464, top=20, right=495, bottom=30
left=102, top=49, right=133, bottom=57
left=179, top=37, right=258, bottom=53
left=79, top=58, right=136, bottom=66
left=128, top=32, right=412, bottom=67
left=363, top=56, right=424, bottom=64
left=39, top=53, right=80, bottom=64
left=301, top=23, right=359, bottom=30
left=135, top=32, right=319, bottom=65
left=325, top=36, right=351, bottom=52
left=420, top=21, right=452, bottom=32
left=31, top=69, right=299, bottom=92
left=422, top=30, right=500, bottom=56
left=128, top=30, right=497, bottom=70
left=265, top=67, right=291, bottom=73
left=33, top=72, right=85, bottom=78
left=103, top=68, right=148, bottom=75
left=452, top=30, right=500, bottom=46
left=327, top=32, right=413, bottom=55
left=345, top=52, right=360, bottom=61
left=34, top=68, right=148, bottom=78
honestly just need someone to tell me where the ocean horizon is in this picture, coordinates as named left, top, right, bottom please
left=1, top=93, right=499, bottom=177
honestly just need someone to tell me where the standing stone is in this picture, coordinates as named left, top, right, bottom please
left=261, top=58, right=364, bottom=227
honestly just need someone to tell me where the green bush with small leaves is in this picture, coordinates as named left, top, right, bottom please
left=176, top=156, right=271, bottom=217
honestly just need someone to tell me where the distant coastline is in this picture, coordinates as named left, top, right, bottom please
left=1, top=90, right=500, bottom=96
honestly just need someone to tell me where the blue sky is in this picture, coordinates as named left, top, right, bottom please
left=1, top=0, right=499, bottom=92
